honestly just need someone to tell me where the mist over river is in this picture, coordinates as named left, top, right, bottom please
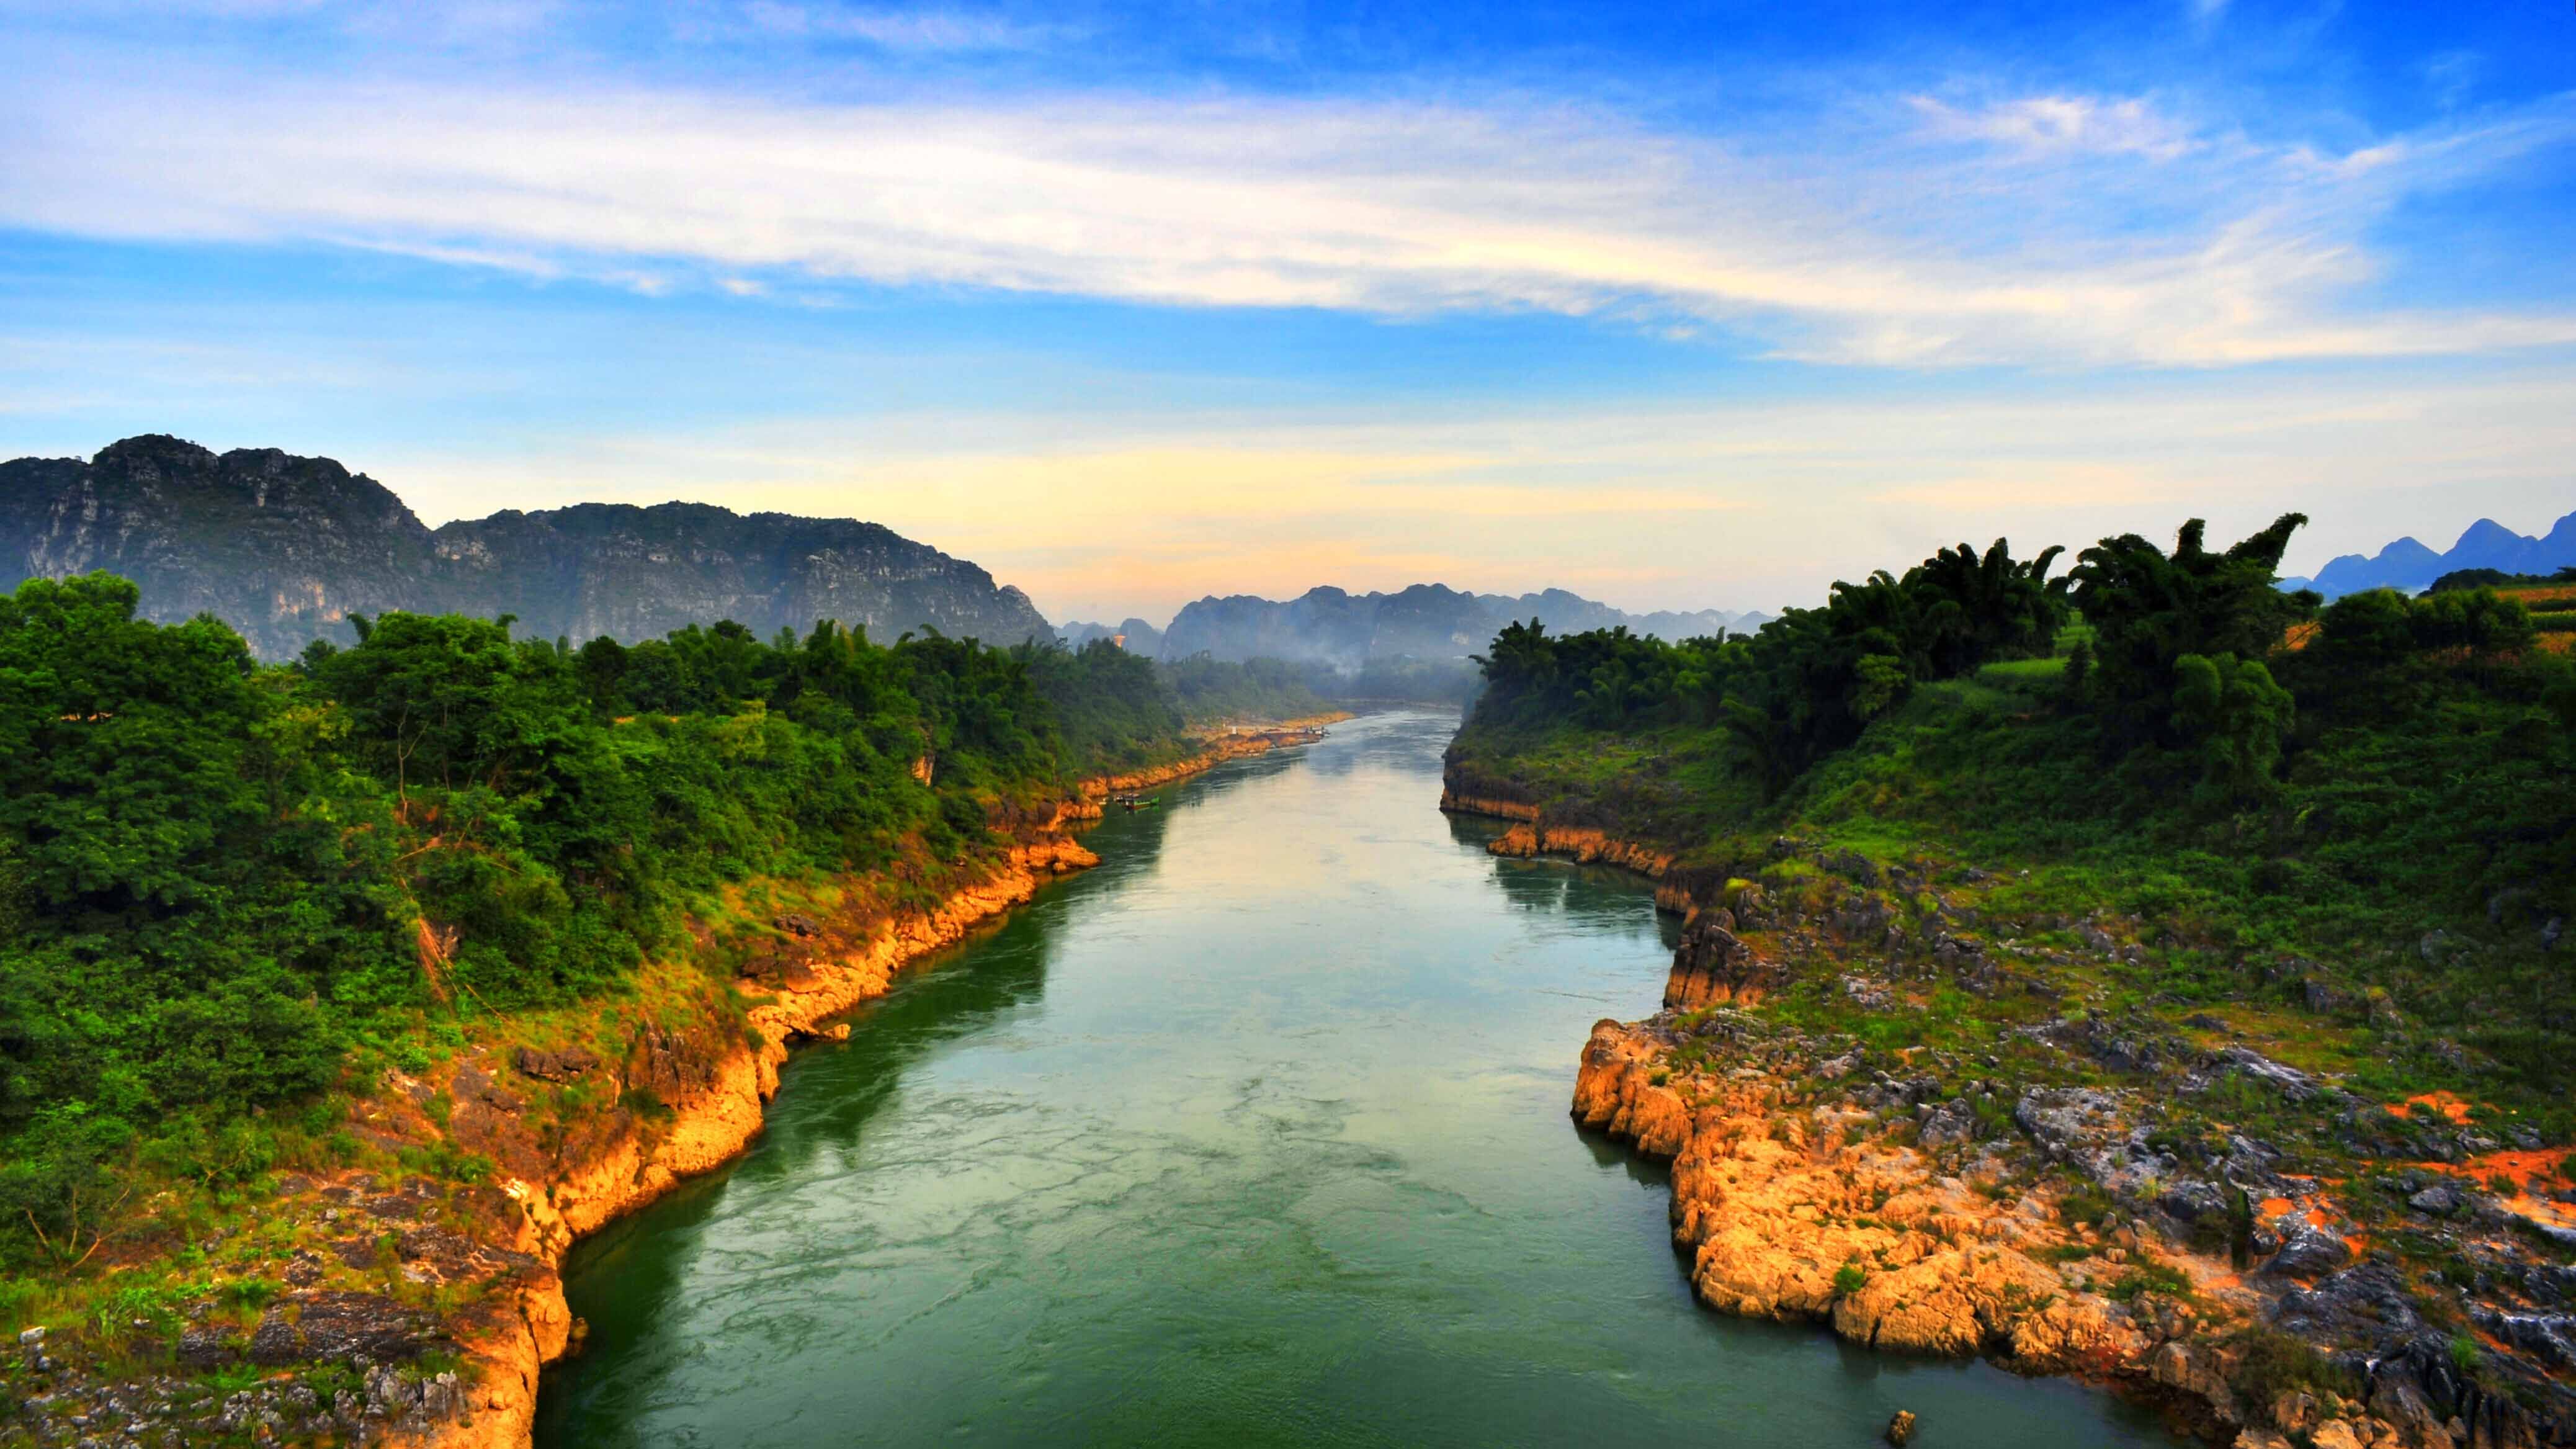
left=534, top=711, right=2180, bottom=1448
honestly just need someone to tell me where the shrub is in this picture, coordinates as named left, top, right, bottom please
left=2230, top=1327, right=2360, bottom=1415
left=2104, top=1262, right=2193, bottom=1303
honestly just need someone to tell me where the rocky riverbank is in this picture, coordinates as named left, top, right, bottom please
left=6, top=725, right=1335, bottom=1449
left=1437, top=784, right=1691, bottom=910
left=1447, top=761, right=2576, bottom=1449
left=1091, top=717, right=1347, bottom=797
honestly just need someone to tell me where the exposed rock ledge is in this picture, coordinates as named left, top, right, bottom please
left=1574, top=1013, right=2547, bottom=1449
left=1438, top=787, right=1685, bottom=905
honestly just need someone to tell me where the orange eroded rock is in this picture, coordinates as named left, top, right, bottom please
left=1575, top=1020, right=2138, bottom=1377
left=1456, top=804, right=1675, bottom=878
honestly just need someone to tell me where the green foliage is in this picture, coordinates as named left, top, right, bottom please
left=2170, top=652, right=2294, bottom=807
left=1832, top=1263, right=1868, bottom=1295
left=2318, top=588, right=2536, bottom=675
left=1453, top=509, right=2576, bottom=1106
left=0, top=573, right=1217, bottom=1273
left=2057, top=1185, right=2116, bottom=1227
left=1158, top=653, right=1328, bottom=726
left=2103, top=1262, right=2194, bottom=1303
left=2431, top=566, right=2576, bottom=593
left=1473, top=538, right=2068, bottom=794
left=1019, top=640, right=1181, bottom=771
left=2067, top=513, right=2310, bottom=747
left=2230, top=1326, right=2361, bottom=1416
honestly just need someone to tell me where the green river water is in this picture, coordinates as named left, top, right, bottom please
left=534, top=710, right=2180, bottom=1448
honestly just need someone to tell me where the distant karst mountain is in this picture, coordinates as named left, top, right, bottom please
left=1057, top=617, right=1167, bottom=656
left=1143, top=585, right=1768, bottom=671
left=0, top=436, right=1055, bottom=658
left=2281, top=509, right=2576, bottom=599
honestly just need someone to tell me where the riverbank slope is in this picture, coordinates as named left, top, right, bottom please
left=6, top=721, right=1336, bottom=1449
left=1444, top=635, right=2576, bottom=1449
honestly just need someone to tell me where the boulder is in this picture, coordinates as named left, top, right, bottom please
left=177, top=1325, right=238, bottom=1370
left=2083, top=1018, right=2166, bottom=1074
left=2477, top=1309, right=2576, bottom=1371
left=248, top=1292, right=451, bottom=1367
left=2213, top=1046, right=2320, bottom=1100
left=512, top=1045, right=601, bottom=1083
left=1818, top=848, right=1879, bottom=887
left=1917, top=1098, right=1979, bottom=1148
left=2407, top=1183, right=2464, bottom=1217
left=2013, top=1086, right=2155, bottom=1191
left=1665, top=913, right=1779, bottom=1008
left=2146, top=1338, right=2240, bottom=1425
left=2260, top=1223, right=2354, bottom=1282
left=2157, top=1178, right=2231, bottom=1224
left=2270, top=1265, right=2423, bottom=1343
left=1828, top=894, right=1895, bottom=943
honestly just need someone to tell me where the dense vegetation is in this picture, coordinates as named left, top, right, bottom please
left=2430, top=565, right=2576, bottom=593
left=0, top=575, right=1300, bottom=1278
left=1477, top=537, right=2073, bottom=789
left=1159, top=653, right=1330, bottom=724
left=1456, top=516, right=2576, bottom=1101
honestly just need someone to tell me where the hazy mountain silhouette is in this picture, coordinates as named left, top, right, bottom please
left=2283, top=510, right=2576, bottom=598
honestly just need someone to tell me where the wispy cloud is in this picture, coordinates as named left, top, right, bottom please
left=739, top=2, right=1058, bottom=52
left=1908, top=94, right=2199, bottom=160
left=4, top=55, right=2572, bottom=369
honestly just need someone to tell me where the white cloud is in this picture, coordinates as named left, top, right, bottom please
left=739, top=2, right=1055, bottom=52
left=2, top=58, right=2572, bottom=368
left=1909, top=94, right=2199, bottom=160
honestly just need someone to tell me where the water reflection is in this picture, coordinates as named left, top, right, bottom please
left=539, top=711, right=2180, bottom=1449
left=1446, top=809, right=1681, bottom=946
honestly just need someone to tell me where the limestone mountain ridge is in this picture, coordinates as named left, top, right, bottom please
left=0, top=434, right=1055, bottom=658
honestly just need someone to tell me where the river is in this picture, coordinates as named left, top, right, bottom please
left=534, top=710, right=2180, bottom=1448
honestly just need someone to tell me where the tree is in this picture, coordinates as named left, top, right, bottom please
left=2170, top=652, right=2294, bottom=806
left=2067, top=514, right=2309, bottom=747
left=314, top=612, right=587, bottom=805
left=2316, top=588, right=2413, bottom=671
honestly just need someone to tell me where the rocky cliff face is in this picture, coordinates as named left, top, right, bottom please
left=1158, top=583, right=1766, bottom=670
left=0, top=436, right=1055, bottom=658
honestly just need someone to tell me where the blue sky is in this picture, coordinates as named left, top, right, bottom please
left=3, top=0, right=2572, bottom=624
